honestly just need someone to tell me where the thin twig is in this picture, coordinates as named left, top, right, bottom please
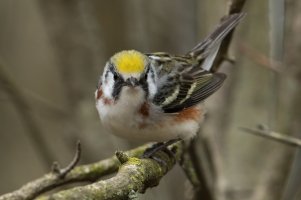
left=239, top=127, right=301, bottom=148
left=52, top=141, right=82, bottom=179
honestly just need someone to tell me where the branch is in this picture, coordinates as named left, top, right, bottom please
left=0, top=144, right=149, bottom=200
left=239, top=126, right=301, bottom=148
left=37, top=143, right=183, bottom=200
left=52, top=141, right=82, bottom=179
left=211, top=0, right=247, bottom=72
left=181, top=138, right=214, bottom=200
left=0, top=142, right=183, bottom=200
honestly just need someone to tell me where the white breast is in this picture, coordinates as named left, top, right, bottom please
left=96, top=87, right=203, bottom=142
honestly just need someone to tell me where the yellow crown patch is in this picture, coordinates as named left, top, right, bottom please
left=112, top=50, right=146, bottom=74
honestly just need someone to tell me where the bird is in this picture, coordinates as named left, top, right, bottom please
left=95, top=13, right=245, bottom=149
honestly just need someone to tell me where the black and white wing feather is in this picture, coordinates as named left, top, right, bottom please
left=152, top=64, right=226, bottom=113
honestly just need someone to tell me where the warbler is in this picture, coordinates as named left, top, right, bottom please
left=95, top=13, right=245, bottom=143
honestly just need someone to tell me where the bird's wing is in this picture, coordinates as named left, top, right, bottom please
left=151, top=59, right=226, bottom=113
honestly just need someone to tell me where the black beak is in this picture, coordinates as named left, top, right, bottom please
left=125, top=77, right=139, bottom=87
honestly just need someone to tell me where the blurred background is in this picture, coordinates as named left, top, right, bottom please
left=0, top=0, right=300, bottom=199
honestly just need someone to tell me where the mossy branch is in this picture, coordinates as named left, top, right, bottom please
left=38, top=146, right=182, bottom=200
left=0, top=144, right=149, bottom=200
left=0, top=143, right=183, bottom=200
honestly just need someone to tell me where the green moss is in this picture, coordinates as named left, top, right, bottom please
left=127, top=157, right=143, bottom=166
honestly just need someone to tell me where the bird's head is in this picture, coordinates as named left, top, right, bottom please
left=99, top=50, right=157, bottom=100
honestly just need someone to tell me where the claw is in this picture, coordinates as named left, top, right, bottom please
left=142, top=139, right=182, bottom=165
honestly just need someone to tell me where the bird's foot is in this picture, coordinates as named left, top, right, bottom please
left=142, top=138, right=181, bottom=165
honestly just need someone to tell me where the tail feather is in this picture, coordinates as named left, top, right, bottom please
left=188, top=13, right=246, bottom=71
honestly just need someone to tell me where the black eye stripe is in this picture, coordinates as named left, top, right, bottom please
left=112, top=81, right=123, bottom=99
left=113, top=73, right=118, bottom=81
left=108, top=63, right=123, bottom=81
left=108, top=63, right=125, bottom=100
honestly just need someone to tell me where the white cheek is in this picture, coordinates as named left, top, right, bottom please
left=147, top=77, right=157, bottom=99
left=147, top=68, right=158, bottom=99
left=103, top=73, right=114, bottom=98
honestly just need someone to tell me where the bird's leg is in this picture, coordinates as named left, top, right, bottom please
left=142, top=138, right=182, bottom=159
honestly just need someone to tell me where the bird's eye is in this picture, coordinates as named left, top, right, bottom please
left=144, top=73, right=148, bottom=80
left=113, top=73, right=118, bottom=81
